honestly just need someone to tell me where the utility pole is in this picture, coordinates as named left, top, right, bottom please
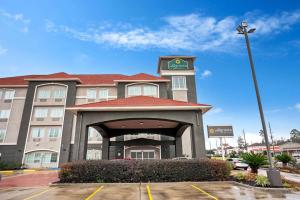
left=269, top=122, right=275, bottom=155
left=243, top=129, right=248, bottom=152
left=236, top=21, right=282, bottom=187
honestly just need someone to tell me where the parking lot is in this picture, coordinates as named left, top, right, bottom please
left=1, top=182, right=300, bottom=200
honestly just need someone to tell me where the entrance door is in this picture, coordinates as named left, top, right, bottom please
left=130, top=150, right=155, bottom=160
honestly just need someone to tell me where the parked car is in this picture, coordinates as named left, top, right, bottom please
left=227, top=158, right=248, bottom=170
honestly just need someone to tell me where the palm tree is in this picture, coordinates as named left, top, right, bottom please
left=241, top=152, right=268, bottom=173
left=275, top=153, right=292, bottom=167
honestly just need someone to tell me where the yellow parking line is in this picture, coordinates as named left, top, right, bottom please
left=191, top=185, right=218, bottom=200
left=146, top=185, right=153, bottom=200
left=84, top=186, right=104, bottom=200
left=23, top=188, right=55, bottom=200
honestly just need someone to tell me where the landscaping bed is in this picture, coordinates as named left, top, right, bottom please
left=59, top=159, right=231, bottom=183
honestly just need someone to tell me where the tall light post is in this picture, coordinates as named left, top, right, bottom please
left=236, top=21, right=282, bottom=187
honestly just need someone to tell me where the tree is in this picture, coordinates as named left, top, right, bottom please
left=237, top=136, right=245, bottom=149
left=241, top=152, right=268, bottom=173
left=275, top=153, right=292, bottom=167
left=229, top=150, right=238, bottom=158
left=290, top=129, right=300, bottom=143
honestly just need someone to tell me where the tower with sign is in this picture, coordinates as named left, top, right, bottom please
left=157, top=56, right=197, bottom=102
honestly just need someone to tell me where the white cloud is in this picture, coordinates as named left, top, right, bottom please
left=0, top=46, right=7, bottom=55
left=200, top=70, right=212, bottom=79
left=0, top=10, right=30, bottom=33
left=45, top=10, right=300, bottom=52
left=295, top=103, right=300, bottom=111
left=207, top=107, right=223, bottom=115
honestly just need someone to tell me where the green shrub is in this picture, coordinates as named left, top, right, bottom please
left=59, top=159, right=231, bottom=183
left=255, top=175, right=270, bottom=187
left=235, top=172, right=245, bottom=181
left=241, top=152, right=268, bottom=173
left=275, top=153, right=292, bottom=167
left=0, top=161, right=22, bottom=170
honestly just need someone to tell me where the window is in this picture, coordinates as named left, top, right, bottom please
left=99, top=89, right=108, bottom=99
left=34, top=108, right=48, bottom=118
left=0, top=90, right=2, bottom=99
left=48, top=127, right=61, bottom=138
left=0, top=110, right=10, bottom=119
left=4, top=90, right=15, bottom=100
left=25, top=151, right=57, bottom=164
left=31, top=127, right=45, bottom=138
left=87, top=89, right=97, bottom=99
left=50, top=153, right=58, bottom=162
left=143, top=85, right=157, bottom=97
left=128, top=85, right=142, bottom=97
left=25, top=153, right=34, bottom=163
left=53, top=89, right=66, bottom=99
left=172, top=76, right=186, bottom=90
left=34, top=153, right=41, bottom=163
left=37, top=90, right=50, bottom=99
left=0, top=129, right=6, bottom=142
left=130, top=150, right=155, bottom=160
left=50, top=108, right=64, bottom=118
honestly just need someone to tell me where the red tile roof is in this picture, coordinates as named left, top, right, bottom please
left=67, top=96, right=211, bottom=112
left=0, top=75, right=40, bottom=86
left=114, top=73, right=169, bottom=82
left=0, top=72, right=168, bottom=86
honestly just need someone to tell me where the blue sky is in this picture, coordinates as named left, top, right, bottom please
left=0, top=0, right=299, bottom=148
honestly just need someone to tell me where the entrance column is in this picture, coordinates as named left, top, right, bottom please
left=175, top=136, right=183, bottom=157
left=191, top=113, right=206, bottom=159
left=72, top=113, right=89, bottom=161
left=102, top=137, right=109, bottom=160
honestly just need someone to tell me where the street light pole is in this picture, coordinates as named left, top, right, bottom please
left=237, top=21, right=282, bottom=187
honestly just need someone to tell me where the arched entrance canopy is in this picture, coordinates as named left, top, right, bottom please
left=90, top=118, right=191, bottom=138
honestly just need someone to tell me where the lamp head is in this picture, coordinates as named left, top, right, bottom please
left=241, top=21, right=248, bottom=28
left=236, top=25, right=244, bottom=34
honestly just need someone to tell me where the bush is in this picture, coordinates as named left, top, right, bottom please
left=241, top=152, right=268, bottom=173
left=275, top=153, right=292, bottom=167
left=59, top=159, right=231, bottom=183
left=0, top=161, right=22, bottom=170
left=255, top=175, right=270, bottom=187
left=235, top=172, right=245, bottom=181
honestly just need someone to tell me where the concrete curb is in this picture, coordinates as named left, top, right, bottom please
left=230, top=181, right=291, bottom=191
left=50, top=180, right=291, bottom=191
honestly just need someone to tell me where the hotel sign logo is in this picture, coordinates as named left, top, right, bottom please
left=168, top=58, right=188, bottom=70
left=207, top=125, right=234, bottom=138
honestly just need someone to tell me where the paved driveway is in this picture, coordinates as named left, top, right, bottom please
left=0, top=182, right=300, bottom=200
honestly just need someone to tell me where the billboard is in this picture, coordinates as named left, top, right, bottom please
left=207, top=125, right=234, bottom=138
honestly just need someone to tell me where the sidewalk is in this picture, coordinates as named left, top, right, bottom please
left=0, top=170, right=59, bottom=187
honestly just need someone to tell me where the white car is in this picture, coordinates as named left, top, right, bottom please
left=227, top=158, right=248, bottom=170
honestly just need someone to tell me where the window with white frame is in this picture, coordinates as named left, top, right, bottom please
left=4, top=90, right=15, bottom=100
left=0, top=90, right=3, bottom=99
left=37, top=90, right=51, bottom=99
left=31, top=127, right=45, bottom=138
left=34, top=108, right=48, bottom=118
left=0, top=129, right=6, bottom=142
left=128, top=85, right=142, bottom=97
left=87, top=89, right=97, bottom=99
left=50, top=108, right=64, bottom=118
left=48, top=127, right=62, bottom=138
left=143, top=85, right=158, bottom=97
left=25, top=151, right=58, bottom=164
left=0, top=110, right=10, bottom=119
left=53, top=89, right=66, bottom=99
left=99, top=89, right=108, bottom=99
left=172, top=76, right=186, bottom=90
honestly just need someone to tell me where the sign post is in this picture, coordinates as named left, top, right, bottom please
left=207, top=125, right=234, bottom=160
